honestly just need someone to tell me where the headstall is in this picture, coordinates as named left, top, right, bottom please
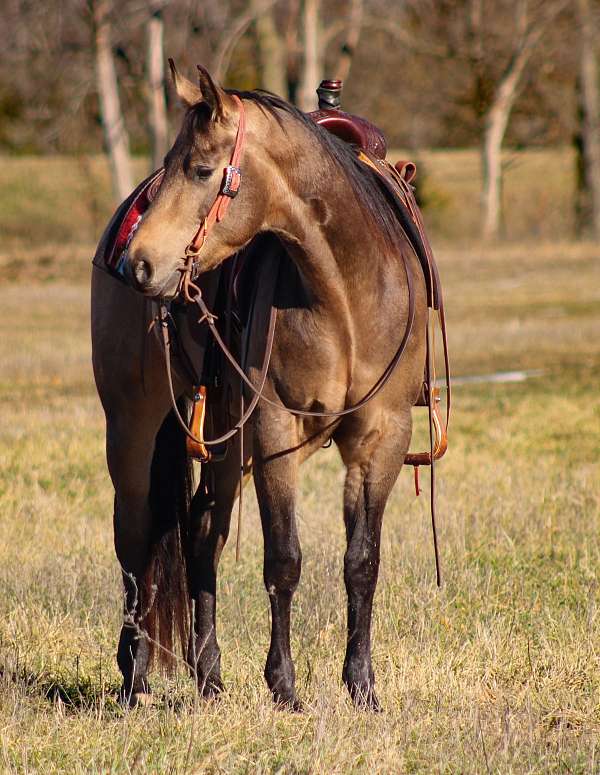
left=177, top=94, right=246, bottom=303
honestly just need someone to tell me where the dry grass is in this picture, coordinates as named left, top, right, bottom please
left=0, top=147, right=578, bottom=262
left=0, top=237, right=599, bottom=773
left=414, top=147, right=576, bottom=242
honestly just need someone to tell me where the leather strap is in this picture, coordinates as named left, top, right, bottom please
left=186, top=385, right=209, bottom=461
left=160, top=299, right=277, bottom=448
left=178, top=96, right=246, bottom=302
left=357, top=149, right=451, bottom=437
left=173, top=250, right=414, bottom=429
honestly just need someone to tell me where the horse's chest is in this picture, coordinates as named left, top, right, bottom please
left=269, top=312, right=349, bottom=413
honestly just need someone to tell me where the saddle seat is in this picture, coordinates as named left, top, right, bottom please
left=308, top=79, right=416, bottom=183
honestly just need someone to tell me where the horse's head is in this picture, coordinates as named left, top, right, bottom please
left=125, top=62, right=270, bottom=298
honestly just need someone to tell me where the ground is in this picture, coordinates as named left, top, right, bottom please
left=0, top=157, right=599, bottom=773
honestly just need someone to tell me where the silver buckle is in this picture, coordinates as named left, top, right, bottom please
left=221, top=165, right=242, bottom=198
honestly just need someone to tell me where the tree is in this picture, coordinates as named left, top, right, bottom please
left=476, top=1, right=567, bottom=240
left=146, top=2, right=169, bottom=171
left=91, top=0, right=133, bottom=202
left=297, top=0, right=365, bottom=111
left=252, top=0, right=287, bottom=96
left=378, top=0, right=569, bottom=240
left=574, top=0, right=600, bottom=238
left=297, top=0, right=322, bottom=110
left=212, top=0, right=280, bottom=83
left=334, top=0, right=364, bottom=83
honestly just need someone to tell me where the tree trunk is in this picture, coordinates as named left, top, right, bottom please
left=298, top=0, right=322, bottom=112
left=335, top=0, right=363, bottom=83
left=575, top=0, right=600, bottom=238
left=253, top=0, right=287, bottom=96
left=480, top=2, right=568, bottom=240
left=147, top=6, right=168, bottom=172
left=92, top=0, right=133, bottom=203
left=481, top=97, right=512, bottom=241
left=481, top=40, right=536, bottom=240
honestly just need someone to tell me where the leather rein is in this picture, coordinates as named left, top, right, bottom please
left=162, top=94, right=419, bottom=438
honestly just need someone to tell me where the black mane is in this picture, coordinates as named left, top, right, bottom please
left=224, top=89, right=408, bottom=252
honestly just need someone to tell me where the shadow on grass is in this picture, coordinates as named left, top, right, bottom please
left=0, top=661, right=124, bottom=714
left=0, top=661, right=202, bottom=716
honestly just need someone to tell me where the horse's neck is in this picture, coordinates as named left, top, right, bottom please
left=267, top=145, right=383, bottom=309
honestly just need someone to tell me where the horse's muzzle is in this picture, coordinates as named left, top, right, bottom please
left=124, top=252, right=181, bottom=299
left=131, top=258, right=154, bottom=290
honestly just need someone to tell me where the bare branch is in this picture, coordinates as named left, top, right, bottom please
left=212, top=0, right=279, bottom=82
left=361, top=14, right=451, bottom=59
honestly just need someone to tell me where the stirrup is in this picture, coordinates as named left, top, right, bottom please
left=404, top=387, right=448, bottom=468
left=186, top=386, right=210, bottom=462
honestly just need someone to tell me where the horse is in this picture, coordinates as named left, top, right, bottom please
left=91, top=62, right=433, bottom=712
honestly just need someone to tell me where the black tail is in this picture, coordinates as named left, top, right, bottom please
left=142, top=398, right=193, bottom=670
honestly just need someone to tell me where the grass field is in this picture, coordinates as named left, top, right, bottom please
left=0, top=147, right=577, bottom=256
left=1, top=156, right=600, bottom=772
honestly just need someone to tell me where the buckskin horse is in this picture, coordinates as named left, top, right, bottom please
left=91, top=62, right=448, bottom=711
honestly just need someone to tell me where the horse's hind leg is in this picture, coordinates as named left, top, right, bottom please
left=336, top=411, right=412, bottom=711
left=92, top=267, right=184, bottom=706
left=106, top=408, right=168, bottom=705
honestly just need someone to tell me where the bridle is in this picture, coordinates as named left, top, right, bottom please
left=163, top=92, right=418, bottom=439
left=177, top=94, right=246, bottom=303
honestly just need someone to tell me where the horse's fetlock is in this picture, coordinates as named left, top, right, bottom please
left=343, top=658, right=380, bottom=710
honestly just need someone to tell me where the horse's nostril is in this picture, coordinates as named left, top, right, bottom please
left=133, top=259, right=153, bottom=289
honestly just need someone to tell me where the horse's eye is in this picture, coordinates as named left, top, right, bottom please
left=193, top=165, right=214, bottom=181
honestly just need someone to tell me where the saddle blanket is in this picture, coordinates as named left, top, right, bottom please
left=102, top=168, right=165, bottom=278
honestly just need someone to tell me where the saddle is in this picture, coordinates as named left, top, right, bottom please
left=309, top=79, right=415, bottom=181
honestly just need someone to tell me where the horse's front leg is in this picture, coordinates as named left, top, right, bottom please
left=253, top=410, right=303, bottom=710
left=336, top=410, right=412, bottom=711
left=185, top=447, right=244, bottom=698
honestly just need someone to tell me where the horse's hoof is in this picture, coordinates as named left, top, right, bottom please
left=199, top=677, right=224, bottom=700
left=273, top=692, right=304, bottom=713
left=349, top=684, right=382, bottom=713
left=289, top=697, right=304, bottom=713
left=118, top=689, right=154, bottom=709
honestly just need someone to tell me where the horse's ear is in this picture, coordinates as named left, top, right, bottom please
left=196, top=65, right=225, bottom=120
left=168, top=58, right=202, bottom=108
